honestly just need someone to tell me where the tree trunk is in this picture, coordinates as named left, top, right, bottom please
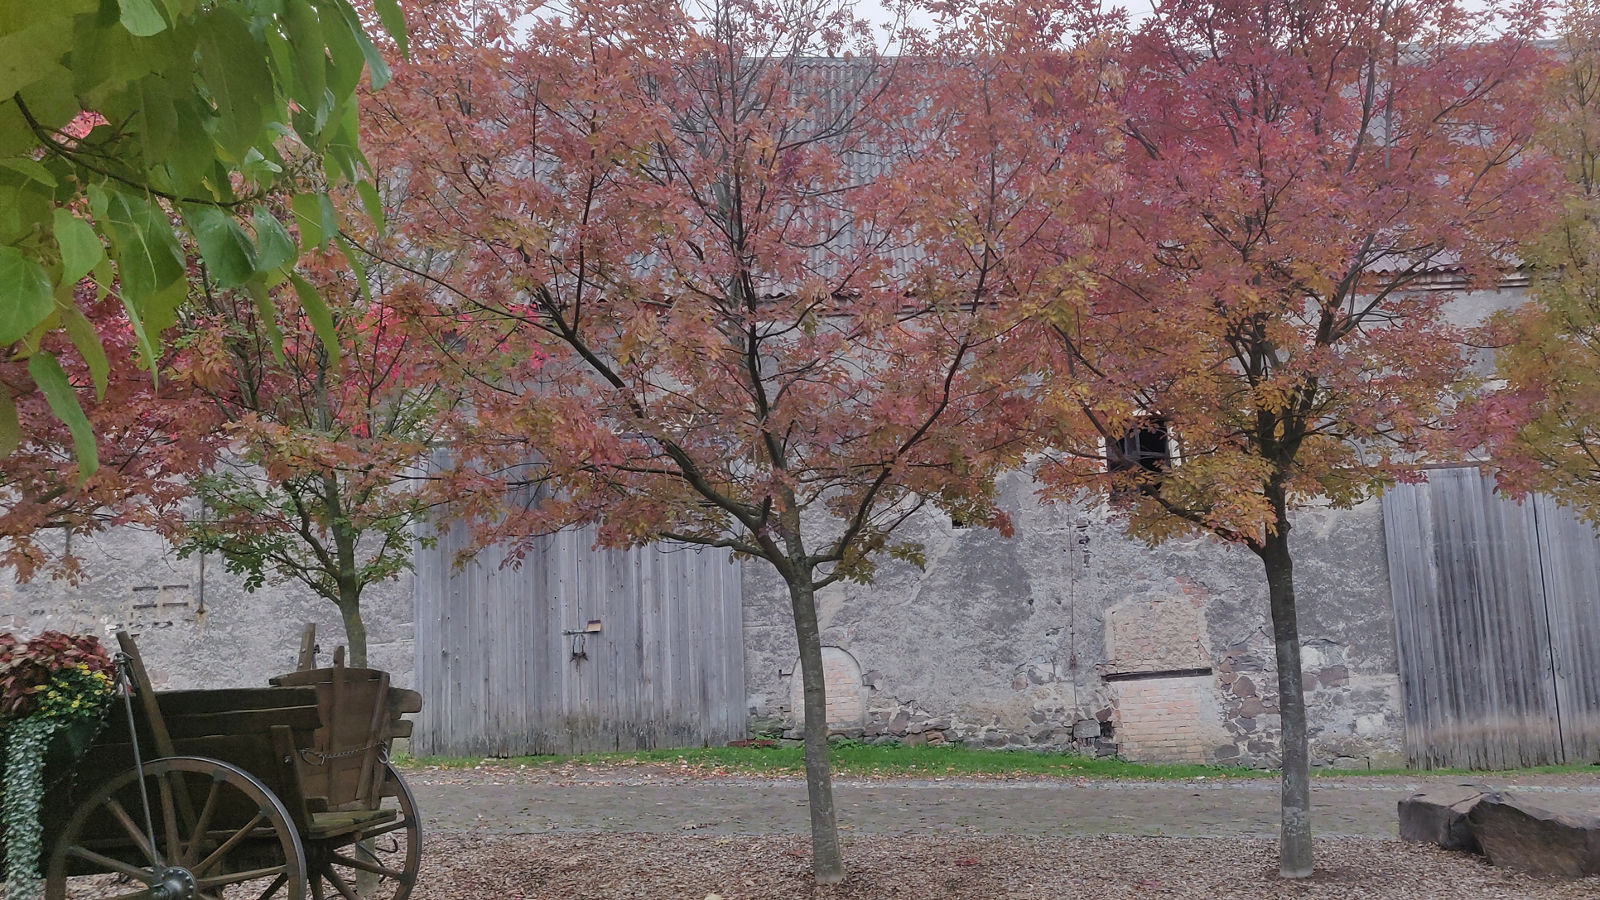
left=336, top=579, right=368, bottom=668
left=786, top=574, right=844, bottom=883
left=1258, top=515, right=1312, bottom=879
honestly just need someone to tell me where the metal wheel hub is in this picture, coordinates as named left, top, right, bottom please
left=148, top=865, right=198, bottom=900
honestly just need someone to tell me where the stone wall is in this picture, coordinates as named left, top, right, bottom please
left=6, top=477, right=1404, bottom=770
left=742, top=471, right=1406, bottom=769
left=0, top=524, right=415, bottom=690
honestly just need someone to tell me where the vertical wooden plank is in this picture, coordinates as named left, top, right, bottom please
left=1384, top=468, right=1567, bottom=769
left=1534, top=495, right=1600, bottom=762
left=641, top=541, right=663, bottom=747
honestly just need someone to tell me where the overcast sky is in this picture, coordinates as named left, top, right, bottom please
left=854, top=0, right=1157, bottom=36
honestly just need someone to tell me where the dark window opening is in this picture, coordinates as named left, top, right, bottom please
left=1108, top=416, right=1172, bottom=474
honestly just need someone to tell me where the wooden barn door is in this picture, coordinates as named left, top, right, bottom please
left=1383, top=467, right=1600, bottom=768
left=1528, top=494, right=1600, bottom=763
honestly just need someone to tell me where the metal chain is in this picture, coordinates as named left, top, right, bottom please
left=298, top=742, right=388, bottom=766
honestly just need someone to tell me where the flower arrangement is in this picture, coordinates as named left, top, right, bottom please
left=0, top=632, right=116, bottom=900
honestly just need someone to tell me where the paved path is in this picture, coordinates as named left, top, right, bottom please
left=407, top=767, right=1600, bottom=840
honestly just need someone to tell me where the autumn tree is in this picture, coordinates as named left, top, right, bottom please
left=1478, top=0, right=1600, bottom=519
left=364, top=0, right=1110, bottom=880
left=1035, top=0, right=1555, bottom=878
left=175, top=245, right=453, bottom=667
left=0, top=288, right=210, bottom=580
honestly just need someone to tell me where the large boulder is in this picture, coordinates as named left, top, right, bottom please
left=1398, top=785, right=1492, bottom=852
left=1467, top=791, right=1600, bottom=877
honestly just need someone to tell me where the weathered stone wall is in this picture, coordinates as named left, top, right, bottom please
left=742, top=471, right=1406, bottom=769
left=0, top=524, right=415, bottom=690
left=6, top=476, right=1402, bottom=770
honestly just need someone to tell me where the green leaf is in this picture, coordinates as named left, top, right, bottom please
left=371, top=0, right=408, bottom=57
left=135, top=76, right=180, bottom=179
left=69, top=5, right=159, bottom=103
left=53, top=208, right=104, bottom=287
left=166, top=97, right=216, bottom=195
left=117, top=0, right=169, bottom=37
left=253, top=206, right=297, bottom=272
left=116, top=287, right=156, bottom=377
left=28, top=352, right=97, bottom=479
left=330, top=0, right=390, bottom=90
left=335, top=234, right=369, bottom=302
left=0, top=158, right=58, bottom=188
left=0, top=104, right=32, bottom=158
left=356, top=180, right=385, bottom=236
left=98, top=184, right=185, bottom=310
left=194, top=6, right=272, bottom=158
left=139, top=277, right=186, bottom=354
left=186, top=204, right=257, bottom=288
left=290, top=192, right=325, bottom=247
left=0, top=245, right=56, bottom=344
left=318, top=0, right=364, bottom=99
left=90, top=258, right=112, bottom=303
left=316, top=191, right=338, bottom=244
left=0, top=179, right=51, bottom=246
left=282, top=0, right=327, bottom=115
left=290, top=272, right=340, bottom=366
left=245, top=279, right=286, bottom=364
left=0, top=390, right=18, bottom=458
left=62, top=303, right=110, bottom=401
left=0, top=10, right=78, bottom=98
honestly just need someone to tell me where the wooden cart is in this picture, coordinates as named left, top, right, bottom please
left=40, top=632, right=422, bottom=900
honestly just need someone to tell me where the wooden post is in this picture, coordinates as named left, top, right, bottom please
left=358, top=671, right=391, bottom=808
left=115, top=631, right=177, bottom=760
left=297, top=624, right=318, bottom=671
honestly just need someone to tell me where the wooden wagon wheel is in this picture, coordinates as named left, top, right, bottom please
left=45, top=756, right=307, bottom=900
left=305, top=763, right=420, bottom=900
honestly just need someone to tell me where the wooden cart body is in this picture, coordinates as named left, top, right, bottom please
left=40, top=633, right=422, bottom=900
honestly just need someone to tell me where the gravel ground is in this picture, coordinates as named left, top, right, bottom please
left=416, top=833, right=1600, bottom=899
left=401, top=763, right=1600, bottom=897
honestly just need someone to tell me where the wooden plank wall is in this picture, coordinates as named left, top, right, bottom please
left=412, top=521, right=746, bottom=757
left=1530, top=494, right=1600, bottom=763
left=1384, top=467, right=1600, bottom=768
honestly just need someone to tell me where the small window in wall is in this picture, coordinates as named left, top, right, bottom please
left=1108, top=416, right=1174, bottom=474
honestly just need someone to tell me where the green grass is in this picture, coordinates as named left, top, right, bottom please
left=394, top=743, right=1265, bottom=779
left=392, top=742, right=1598, bottom=780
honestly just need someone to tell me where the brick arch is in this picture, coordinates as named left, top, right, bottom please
left=790, top=646, right=865, bottom=731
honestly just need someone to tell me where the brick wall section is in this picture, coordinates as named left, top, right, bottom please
left=1112, top=674, right=1223, bottom=764
left=787, top=646, right=865, bottom=730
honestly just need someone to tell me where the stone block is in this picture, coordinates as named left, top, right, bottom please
left=1468, top=792, right=1600, bottom=877
left=1317, top=665, right=1350, bottom=688
left=1072, top=718, right=1102, bottom=741
left=1398, top=785, right=1490, bottom=852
